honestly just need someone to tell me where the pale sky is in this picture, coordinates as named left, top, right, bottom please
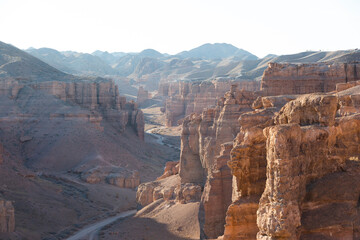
left=0, top=0, right=359, bottom=58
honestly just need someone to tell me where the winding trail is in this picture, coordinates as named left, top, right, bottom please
left=66, top=210, right=136, bottom=240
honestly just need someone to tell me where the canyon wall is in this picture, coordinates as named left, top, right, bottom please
left=224, top=82, right=360, bottom=240
left=159, top=80, right=260, bottom=126
left=137, top=64, right=360, bottom=240
left=261, top=62, right=360, bottom=96
left=0, top=78, right=144, bottom=140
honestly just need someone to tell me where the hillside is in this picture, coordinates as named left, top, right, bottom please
left=0, top=41, right=69, bottom=81
left=0, top=42, right=178, bottom=239
left=26, top=47, right=117, bottom=76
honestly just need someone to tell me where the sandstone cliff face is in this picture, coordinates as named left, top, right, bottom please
left=257, top=92, right=360, bottom=240
left=261, top=62, right=360, bottom=96
left=222, top=85, right=360, bottom=240
left=0, top=78, right=144, bottom=140
left=0, top=200, right=15, bottom=233
left=223, top=95, right=293, bottom=240
left=138, top=63, right=360, bottom=239
left=159, top=80, right=260, bottom=126
left=177, top=85, right=259, bottom=238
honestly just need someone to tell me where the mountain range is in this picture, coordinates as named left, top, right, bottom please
left=3, top=41, right=358, bottom=92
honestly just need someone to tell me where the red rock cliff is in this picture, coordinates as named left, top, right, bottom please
left=261, top=62, right=360, bottom=96
left=224, top=85, right=360, bottom=240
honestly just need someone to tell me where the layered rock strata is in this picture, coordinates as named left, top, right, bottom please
left=257, top=91, right=360, bottom=240
left=179, top=85, right=260, bottom=238
left=159, top=80, right=260, bottom=126
left=0, top=78, right=144, bottom=140
left=223, top=95, right=294, bottom=240
left=223, top=85, right=360, bottom=240
left=138, top=64, right=360, bottom=240
left=0, top=200, right=15, bottom=233
left=261, top=62, right=360, bottom=96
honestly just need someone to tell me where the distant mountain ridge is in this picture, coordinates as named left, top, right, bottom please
left=18, top=41, right=360, bottom=91
left=27, top=47, right=116, bottom=76
left=176, top=43, right=258, bottom=60
left=0, top=41, right=68, bottom=81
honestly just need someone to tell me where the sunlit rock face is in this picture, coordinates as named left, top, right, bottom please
left=223, top=84, right=360, bottom=240
left=261, top=62, right=360, bottom=96
left=139, top=63, right=360, bottom=240
left=257, top=91, right=360, bottom=240
left=224, top=96, right=292, bottom=240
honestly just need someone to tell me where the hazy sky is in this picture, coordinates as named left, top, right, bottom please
left=0, top=0, right=359, bottom=58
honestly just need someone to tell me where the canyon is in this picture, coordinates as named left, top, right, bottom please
left=133, top=61, right=360, bottom=240
left=0, top=41, right=175, bottom=239
left=1, top=39, right=360, bottom=240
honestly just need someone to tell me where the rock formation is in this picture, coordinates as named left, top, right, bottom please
left=223, top=84, right=360, bottom=240
left=157, top=161, right=179, bottom=180
left=137, top=63, right=360, bottom=240
left=224, top=96, right=293, bottom=240
left=257, top=90, right=360, bottom=239
left=79, top=166, right=140, bottom=189
left=159, top=80, right=260, bottom=126
left=174, top=84, right=259, bottom=238
left=136, top=86, right=150, bottom=106
left=0, top=78, right=144, bottom=140
left=0, top=199, right=15, bottom=233
left=261, top=62, right=360, bottom=96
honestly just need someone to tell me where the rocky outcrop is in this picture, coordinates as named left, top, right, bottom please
left=136, top=174, right=180, bottom=207
left=200, top=142, right=233, bottom=239
left=261, top=62, right=360, bottom=96
left=157, top=161, right=179, bottom=180
left=223, top=85, right=360, bottom=240
left=0, top=78, right=144, bottom=140
left=80, top=166, right=140, bottom=189
left=179, top=113, right=205, bottom=184
left=257, top=93, right=360, bottom=239
left=177, top=85, right=260, bottom=238
left=224, top=105, right=284, bottom=240
left=159, top=80, right=260, bottom=126
left=0, top=200, right=15, bottom=233
left=136, top=86, right=150, bottom=106
left=135, top=61, right=360, bottom=240
left=336, top=81, right=360, bottom=116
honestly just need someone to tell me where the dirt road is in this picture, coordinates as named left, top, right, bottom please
left=66, top=210, right=136, bottom=240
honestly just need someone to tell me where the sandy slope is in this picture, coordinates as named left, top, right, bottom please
left=100, top=199, right=200, bottom=240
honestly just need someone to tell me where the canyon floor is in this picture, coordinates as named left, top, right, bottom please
left=94, top=101, right=202, bottom=240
